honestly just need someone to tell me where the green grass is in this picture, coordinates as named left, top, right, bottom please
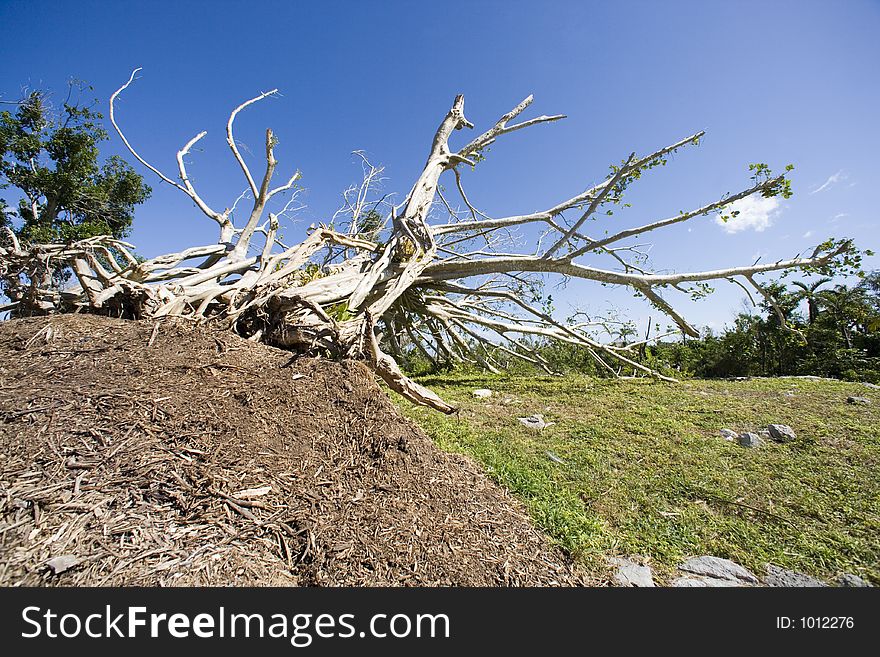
left=390, top=374, right=880, bottom=584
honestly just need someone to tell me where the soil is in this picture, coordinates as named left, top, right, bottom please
left=0, top=314, right=588, bottom=586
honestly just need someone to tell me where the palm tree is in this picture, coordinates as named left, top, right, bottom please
left=817, top=284, right=870, bottom=349
left=791, top=277, right=832, bottom=324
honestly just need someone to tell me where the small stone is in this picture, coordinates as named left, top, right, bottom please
left=545, top=450, right=565, bottom=465
left=518, top=414, right=554, bottom=430
left=45, top=555, right=81, bottom=575
left=767, top=424, right=796, bottom=442
left=847, top=396, right=871, bottom=405
left=763, top=564, right=828, bottom=587
left=472, top=388, right=492, bottom=399
left=836, top=573, right=872, bottom=587
left=609, top=557, right=655, bottom=587
left=738, top=432, right=762, bottom=448
left=678, top=556, right=758, bottom=584
left=719, top=428, right=737, bottom=442
left=672, top=576, right=743, bottom=587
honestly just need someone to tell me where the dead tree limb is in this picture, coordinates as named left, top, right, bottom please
left=1, top=71, right=864, bottom=412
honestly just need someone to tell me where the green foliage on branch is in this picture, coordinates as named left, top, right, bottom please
left=0, top=81, right=151, bottom=245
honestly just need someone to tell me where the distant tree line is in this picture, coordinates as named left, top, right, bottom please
left=645, top=274, right=880, bottom=382
left=402, top=274, right=880, bottom=384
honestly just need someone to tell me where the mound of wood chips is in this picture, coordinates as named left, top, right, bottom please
left=0, top=315, right=588, bottom=586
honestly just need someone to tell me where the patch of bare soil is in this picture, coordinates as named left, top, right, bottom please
left=0, top=315, right=587, bottom=586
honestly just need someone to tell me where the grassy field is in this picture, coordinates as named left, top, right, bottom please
left=391, top=374, right=879, bottom=584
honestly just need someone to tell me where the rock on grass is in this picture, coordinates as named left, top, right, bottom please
left=608, top=557, right=655, bottom=587
left=767, top=424, right=796, bottom=442
left=836, top=573, right=872, bottom=587
left=764, top=564, right=827, bottom=587
left=672, top=576, right=743, bottom=587
left=678, top=556, right=758, bottom=585
left=738, top=432, right=762, bottom=448
left=719, top=428, right=737, bottom=442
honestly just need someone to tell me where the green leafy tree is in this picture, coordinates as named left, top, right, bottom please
left=817, top=284, right=871, bottom=350
left=0, top=82, right=150, bottom=245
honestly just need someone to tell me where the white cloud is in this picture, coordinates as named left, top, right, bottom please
left=715, top=196, right=781, bottom=234
left=810, top=170, right=847, bottom=194
left=831, top=212, right=849, bottom=222
left=802, top=230, right=813, bottom=238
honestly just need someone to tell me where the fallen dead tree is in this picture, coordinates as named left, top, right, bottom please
left=0, top=70, right=863, bottom=412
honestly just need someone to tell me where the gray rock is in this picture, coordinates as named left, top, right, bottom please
left=518, top=414, right=554, bottom=430
left=763, top=564, right=828, bottom=587
left=836, top=573, right=872, bottom=587
left=719, top=428, right=738, bottom=442
left=608, top=557, right=655, bottom=587
left=767, top=424, right=796, bottom=443
left=45, top=555, right=81, bottom=575
left=678, top=556, right=759, bottom=584
left=738, top=432, right=762, bottom=448
left=472, top=388, right=492, bottom=399
left=861, top=382, right=880, bottom=389
left=672, top=576, right=744, bottom=587
left=847, top=396, right=871, bottom=405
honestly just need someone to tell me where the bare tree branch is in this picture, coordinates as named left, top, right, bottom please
left=226, top=89, right=279, bottom=197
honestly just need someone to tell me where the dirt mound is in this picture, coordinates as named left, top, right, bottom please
left=0, top=315, right=586, bottom=586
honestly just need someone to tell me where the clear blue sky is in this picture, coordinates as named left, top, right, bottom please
left=2, top=0, right=877, bottom=333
